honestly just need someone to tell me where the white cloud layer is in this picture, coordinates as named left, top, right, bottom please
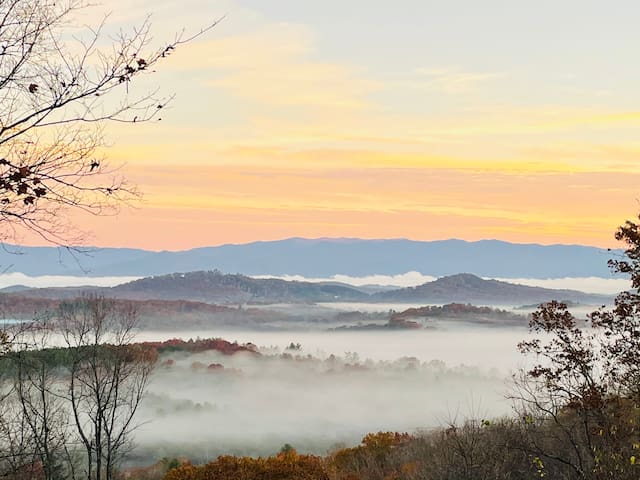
left=0, top=273, right=140, bottom=289
left=253, top=271, right=437, bottom=288
left=492, top=277, right=630, bottom=295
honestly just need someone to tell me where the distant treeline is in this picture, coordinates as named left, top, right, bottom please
left=390, top=303, right=527, bottom=324
left=0, top=337, right=257, bottom=372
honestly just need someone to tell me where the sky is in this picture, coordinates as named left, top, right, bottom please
left=62, top=0, right=640, bottom=250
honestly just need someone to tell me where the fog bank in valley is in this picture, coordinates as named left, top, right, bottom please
left=131, top=328, right=527, bottom=464
left=136, top=328, right=528, bottom=368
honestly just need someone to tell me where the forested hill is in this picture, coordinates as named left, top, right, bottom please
left=373, top=273, right=610, bottom=305
left=6, top=271, right=611, bottom=306
left=109, top=271, right=370, bottom=303
left=7, top=271, right=370, bottom=304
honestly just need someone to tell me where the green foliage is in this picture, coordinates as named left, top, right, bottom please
left=161, top=457, right=182, bottom=471
left=279, top=444, right=295, bottom=454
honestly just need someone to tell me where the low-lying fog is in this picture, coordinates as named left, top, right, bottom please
left=131, top=327, right=531, bottom=463
left=5, top=269, right=616, bottom=464
left=131, top=300, right=601, bottom=332
left=136, top=328, right=528, bottom=368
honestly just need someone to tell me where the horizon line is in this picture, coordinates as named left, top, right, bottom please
left=5, top=235, right=620, bottom=254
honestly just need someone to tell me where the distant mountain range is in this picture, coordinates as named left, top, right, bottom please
left=0, top=238, right=619, bottom=279
left=5, top=271, right=612, bottom=306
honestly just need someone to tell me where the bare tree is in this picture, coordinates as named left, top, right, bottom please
left=0, top=389, right=37, bottom=479
left=57, top=296, right=157, bottom=480
left=0, top=0, right=219, bottom=245
left=10, top=327, right=70, bottom=480
left=0, top=320, right=69, bottom=480
left=0, top=298, right=156, bottom=480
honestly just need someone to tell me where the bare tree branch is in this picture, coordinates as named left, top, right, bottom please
left=0, top=0, right=221, bottom=246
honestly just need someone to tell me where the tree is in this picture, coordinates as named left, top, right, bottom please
left=0, top=0, right=219, bottom=245
left=513, top=214, right=640, bottom=479
left=513, top=303, right=608, bottom=478
left=590, top=219, right=640, bottom=402
left=0, top=297, right=158, bottom=480
left=10, top=326, right=70, bottom=480
left=164, top=450, right=329, bottom=480
left=57, top=295, right=157, bottom=480
left=0, top=320, right=73, bottom=480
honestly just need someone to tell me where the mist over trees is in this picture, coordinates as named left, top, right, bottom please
left=0, top=296, right=156, bottom=480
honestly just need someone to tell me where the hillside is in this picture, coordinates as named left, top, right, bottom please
left=4, top=271, right=370, bottom=305
left=6, top=271, right=613, bottom=307
left=373, top=273, right=611, bottom=305
left=0, top=294, right=301, bottom=329
left=333, top=303, right=528, bottom=330
left=109, top=271, right=370, bottom=303
left=389, top=303, right=527, bottom=326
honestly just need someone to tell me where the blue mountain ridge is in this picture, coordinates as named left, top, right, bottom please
left=0, top=238, right=621, bottom=279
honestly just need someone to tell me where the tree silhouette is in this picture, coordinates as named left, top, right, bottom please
left=0, top=0, right=220, bottom=246
left=514, top=214, right=640, bottom=479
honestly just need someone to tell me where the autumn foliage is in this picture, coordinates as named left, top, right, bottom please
left=159, top=434, right=418, bottom=480
left=327, top=432, right=415, bottom=480
left=163, top=449, right=328, bottom=480
left=142, top=338, right=258, bottom=356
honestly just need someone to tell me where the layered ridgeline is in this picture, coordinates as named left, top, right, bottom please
left=0, top=238, right=617, bottom=278
left=372, top=273, right=612, bottom=304
left=2, top=271, right=611, bottom=305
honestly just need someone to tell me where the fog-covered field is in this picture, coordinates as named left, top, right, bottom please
left=130, top=327, right=530, bottom=463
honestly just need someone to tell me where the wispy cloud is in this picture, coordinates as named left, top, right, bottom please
left=43, top=0, right=640, bottom=250
left=410, top=67, right=504, bottom=93
left=163, top=24, right=379, bottom=111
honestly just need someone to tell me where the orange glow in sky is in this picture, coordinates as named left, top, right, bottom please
left=35, top=1, right=640, bottom=250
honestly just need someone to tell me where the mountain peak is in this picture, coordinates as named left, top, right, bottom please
left=374, top=273, right=610, bottom=305
left=432, top=273, right=485, bottom=285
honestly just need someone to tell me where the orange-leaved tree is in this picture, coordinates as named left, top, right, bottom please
left=164, top=448, right=329, bottom=480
